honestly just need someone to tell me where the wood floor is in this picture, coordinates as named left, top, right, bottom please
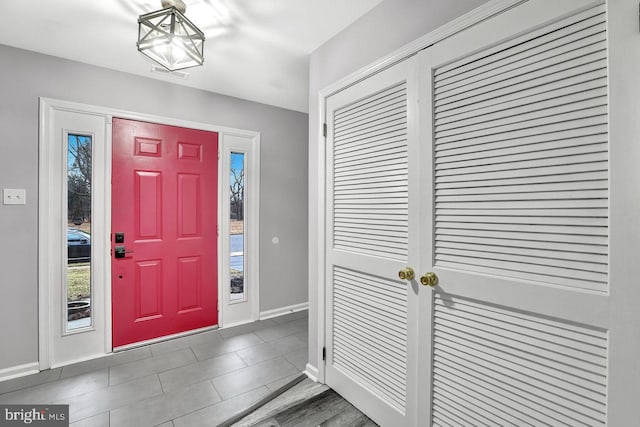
left=229, top=378, right=377, bottom=427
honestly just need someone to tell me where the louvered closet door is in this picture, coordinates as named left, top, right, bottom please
left=325, top=58, right=419, bottom=427
left=417, top=1, right=613, bottom=425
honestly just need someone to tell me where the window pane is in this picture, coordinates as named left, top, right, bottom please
left=67, top=134, right=92, bottom=331
left=230, top=152, right=245, bottom=303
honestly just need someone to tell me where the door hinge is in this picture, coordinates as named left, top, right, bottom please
left=322, top=347, right=326, bottom=361
left=323, top=123, right=327, bottom=138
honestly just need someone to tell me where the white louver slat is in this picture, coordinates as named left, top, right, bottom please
left=332, top=266, right=408, bottom=412
left=333, top=83, right=409, bottom=261
left=432, top=4, right=608, bottom=292
left=432, top=296, right=608, bottom=427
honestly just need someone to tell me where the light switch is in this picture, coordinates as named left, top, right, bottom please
left=3, top=189, right=26, bottom=205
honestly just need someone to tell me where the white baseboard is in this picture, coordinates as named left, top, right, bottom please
left=259, top=302, right=308, bottom=320
left=304, top=363, right=320, bottom=382
left=0, top=362, right=39, bottom=382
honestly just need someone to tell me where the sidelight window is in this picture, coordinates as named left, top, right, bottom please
left=66, top=134, right=93, bottom=331
left=229, top=152, right=246, bottom=303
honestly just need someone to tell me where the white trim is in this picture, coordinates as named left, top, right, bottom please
left=607, top=0, right=640, bottom=420
left=219, top=132, right=261, bottom=327
left=313, top=0, right=529, bottom=386
left=0, top=363, right=40, bottom=383
left=38, top=99, right=52, bottom=371
left=39, top=98, right=260, bottom=137
left=259, top=302, right=309, bottom=321
left=304, top=363, right=320, bottom=383
left=103, top=117, right=113, bottom=355
left=250, top=136, right=260, bottom=321
left=314, top=92, right=326, bottom=383
left=39, top=97, right=260, bottom=371
left=112, top=325, right=219, bottom=353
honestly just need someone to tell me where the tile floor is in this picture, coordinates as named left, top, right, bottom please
left=0, top=310, right=309, bottom=427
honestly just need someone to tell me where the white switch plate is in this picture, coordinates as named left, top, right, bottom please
left=3, top=189, right=26, bottom=205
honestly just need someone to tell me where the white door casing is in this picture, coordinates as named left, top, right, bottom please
left=39, top=98, right=261, bottom=369
left=324, top=58, right=419, bottom=427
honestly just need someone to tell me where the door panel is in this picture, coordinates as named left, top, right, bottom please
left=112, top=118, right=218, bottom=348
left=431, top=296, right=607, bottom=426
left=325, top=59, right=419, bottom=426
left=419, top=1, right=610, bottom=425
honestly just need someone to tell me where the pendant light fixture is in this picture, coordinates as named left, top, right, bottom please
left=137, top=0, right=205, bottom=71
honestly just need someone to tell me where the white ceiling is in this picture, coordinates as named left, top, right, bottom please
left=0, top=0, right=383, bottom=112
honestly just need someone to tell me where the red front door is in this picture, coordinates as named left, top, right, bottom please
left=111, top=118, right=218, bottom=348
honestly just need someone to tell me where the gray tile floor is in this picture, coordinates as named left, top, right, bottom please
left=0, top=310, right=309, bottom=427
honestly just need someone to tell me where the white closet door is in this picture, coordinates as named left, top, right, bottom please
left=325, top=58, right=419, bottom=426
left=418, top=1, right=612, bottom=425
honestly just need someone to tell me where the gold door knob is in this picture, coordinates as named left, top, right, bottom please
left=420, top=272, right=438, bottom=287
left=398, top=267, right=415, bottom=281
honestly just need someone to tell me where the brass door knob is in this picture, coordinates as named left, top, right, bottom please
left=420, top=272, right=438, bottom=287
left=398, top=267, right=415, bottom=281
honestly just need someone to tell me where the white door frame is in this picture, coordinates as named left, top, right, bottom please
left=39, top=97, right=260, bottom=369
left=311, top=0, right=528, bottom=384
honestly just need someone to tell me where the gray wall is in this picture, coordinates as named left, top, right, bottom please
left=307, top=0, right=489, bottom=373
left=0, top=44, right=308, bottom=371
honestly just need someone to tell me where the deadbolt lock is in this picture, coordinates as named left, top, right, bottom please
left=398, top=267, right=415, bottom=281
left=420, top=272, right=438, bottom=287
left=114, top=246, right=134, bottom=259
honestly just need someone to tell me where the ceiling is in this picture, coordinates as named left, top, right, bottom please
left=0, top=0, right=383, bottom=113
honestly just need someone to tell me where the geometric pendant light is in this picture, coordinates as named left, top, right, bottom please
left=137, top=0, right=205, bottom=71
